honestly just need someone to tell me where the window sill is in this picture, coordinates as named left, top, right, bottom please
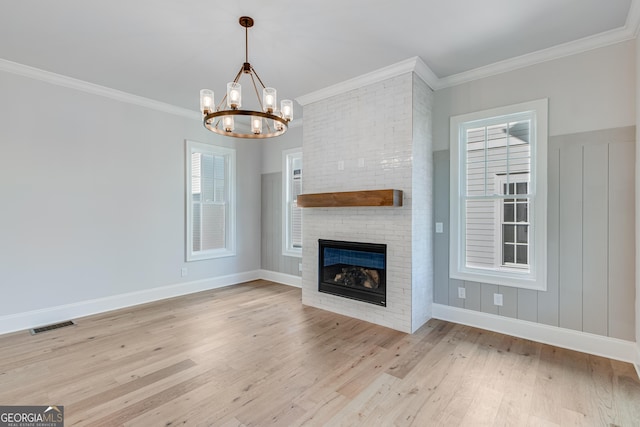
left=283, top=249, right=302, bottom=258
left=187, top=249, right=236, bottom=262
left=450, top=269, right=546, bottom=291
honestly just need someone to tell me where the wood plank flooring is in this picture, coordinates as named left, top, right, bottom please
left=0, top=280, right=638, bottom=426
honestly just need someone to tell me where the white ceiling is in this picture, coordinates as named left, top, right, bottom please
left=0, top=0, right=637, bottom=112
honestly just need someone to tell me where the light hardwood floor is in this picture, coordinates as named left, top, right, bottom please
left=1, top=280, right=639, bottom=426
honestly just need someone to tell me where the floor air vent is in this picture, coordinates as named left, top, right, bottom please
left=30, top=320, right=75, bottom=335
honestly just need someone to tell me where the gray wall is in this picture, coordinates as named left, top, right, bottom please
left=261, top=172, right=301, bottom=276
left=432, top=39, right=636, bottom=342
left=434, top=127, right=636, bottom=341
left=433, top=41, right=635, bottom=150
left=260, top=125, right=302, bottom=277
left=261, top=126, right=303, bottom=174
left=0, top=69, right=262, bottom=317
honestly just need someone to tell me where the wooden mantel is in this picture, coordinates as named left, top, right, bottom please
left=297, top=189, right=403, bottom=208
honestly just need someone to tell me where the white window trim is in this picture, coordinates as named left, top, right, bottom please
left=449, top=99, right=548, bottom=291
left=282, top=148, right=302, bottom=258
left=185, top=140, right=236, bottom=261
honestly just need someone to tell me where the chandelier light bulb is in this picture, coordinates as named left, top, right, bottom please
left=281, top=100, right=293, bottom=121
left=263, top=87, right=277, bottom=113
left=223, top=116, right=234, bottom=132
left=251, top=116, right=262, bottom=134
left=200, top=89, right=214, bottom=114
left=227, top=82, right=241, bottom=109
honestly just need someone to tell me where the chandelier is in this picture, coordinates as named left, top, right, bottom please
left=199, top=16, right=293, bottom=139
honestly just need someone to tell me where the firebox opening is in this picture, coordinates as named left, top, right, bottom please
left=318, top=239, right=387, bottom=306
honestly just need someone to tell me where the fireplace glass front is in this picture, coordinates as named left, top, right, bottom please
left=318, top=239, right=386, bottom=306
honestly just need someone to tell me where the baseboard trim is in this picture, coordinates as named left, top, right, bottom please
left=0, top=271, right=262, bottom=336
left=259, top=270, right=302, bottom=288
left=635, top=344, right=640, bottom=379
left=432, top=304, right=637, bottom=365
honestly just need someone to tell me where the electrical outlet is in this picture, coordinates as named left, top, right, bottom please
left=458, top=287, right=466, bottom=299
left=435, top=222, right=443, bottom=233
left=181, top=267, right=188, bottom=277
left=298, top=263, right=302, bottom=272
left=494, top=293, right=503, bottom=306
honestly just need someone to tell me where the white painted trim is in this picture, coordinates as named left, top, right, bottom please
left=432, top=304, right=638, bottom=365
left=413, top=57, right=440, bottom=90
left=3, top=2, right=640, bottom=112
left=296, top=56, right=434, bottom=106
left=0, top=58, right=200, bottom=120
left=449, top=99, right=548, bottom=291
left=259, top=270, right=302, bottom=288
left=295, top=7, right=640, bottom=99
left=3, top=17, right=639, bottom=114
left=185, top=140, right=237, bottom=261
left=436, top=24, right=639, bottom=89
left=0, top=271, right=261, bottom=336
left=282, top=148, right=303, bottom=258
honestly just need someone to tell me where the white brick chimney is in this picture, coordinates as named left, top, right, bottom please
left=296, top=58, right=434, bottom=333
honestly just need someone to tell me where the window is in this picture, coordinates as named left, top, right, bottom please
left=497, top=174, right=529, bottom=268
left=186, top=140, right=235, bottom=261
left=450, top=99, right=547, bottom=290
left=283, top=149, right=302, bottom=257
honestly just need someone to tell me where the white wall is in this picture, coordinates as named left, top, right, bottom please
left=434, top=40, right=636, bottom=150
left=0, top=70, right=261, bottom=324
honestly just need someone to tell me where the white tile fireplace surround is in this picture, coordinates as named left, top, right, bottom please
left=297, top=59, right=434, bottom=333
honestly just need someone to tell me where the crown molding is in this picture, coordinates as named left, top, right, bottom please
left=298, top=1, right=640, bottom=96
left=0, top=58, right=200, bottom=120
left=4, top=0, right=640, bottom=112
left=413, top=57, right=440, bottom=90
left=436, top=4, right=640, bottom=89
left=295, top=56, right=436, bottom=106
left=296, top=17, right=638, bottom=101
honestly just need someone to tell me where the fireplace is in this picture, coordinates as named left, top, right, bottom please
left=318, top=239, right=387, bottom=306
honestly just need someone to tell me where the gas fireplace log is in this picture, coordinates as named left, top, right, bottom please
left=334, top=267, right=380, bottom=289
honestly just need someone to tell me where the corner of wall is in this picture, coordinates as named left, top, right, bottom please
left=635, top=343, right=640, bottom=379
left=410, top=73, right=435, bottom=333
left=635, top=33, right=640, bottom=376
